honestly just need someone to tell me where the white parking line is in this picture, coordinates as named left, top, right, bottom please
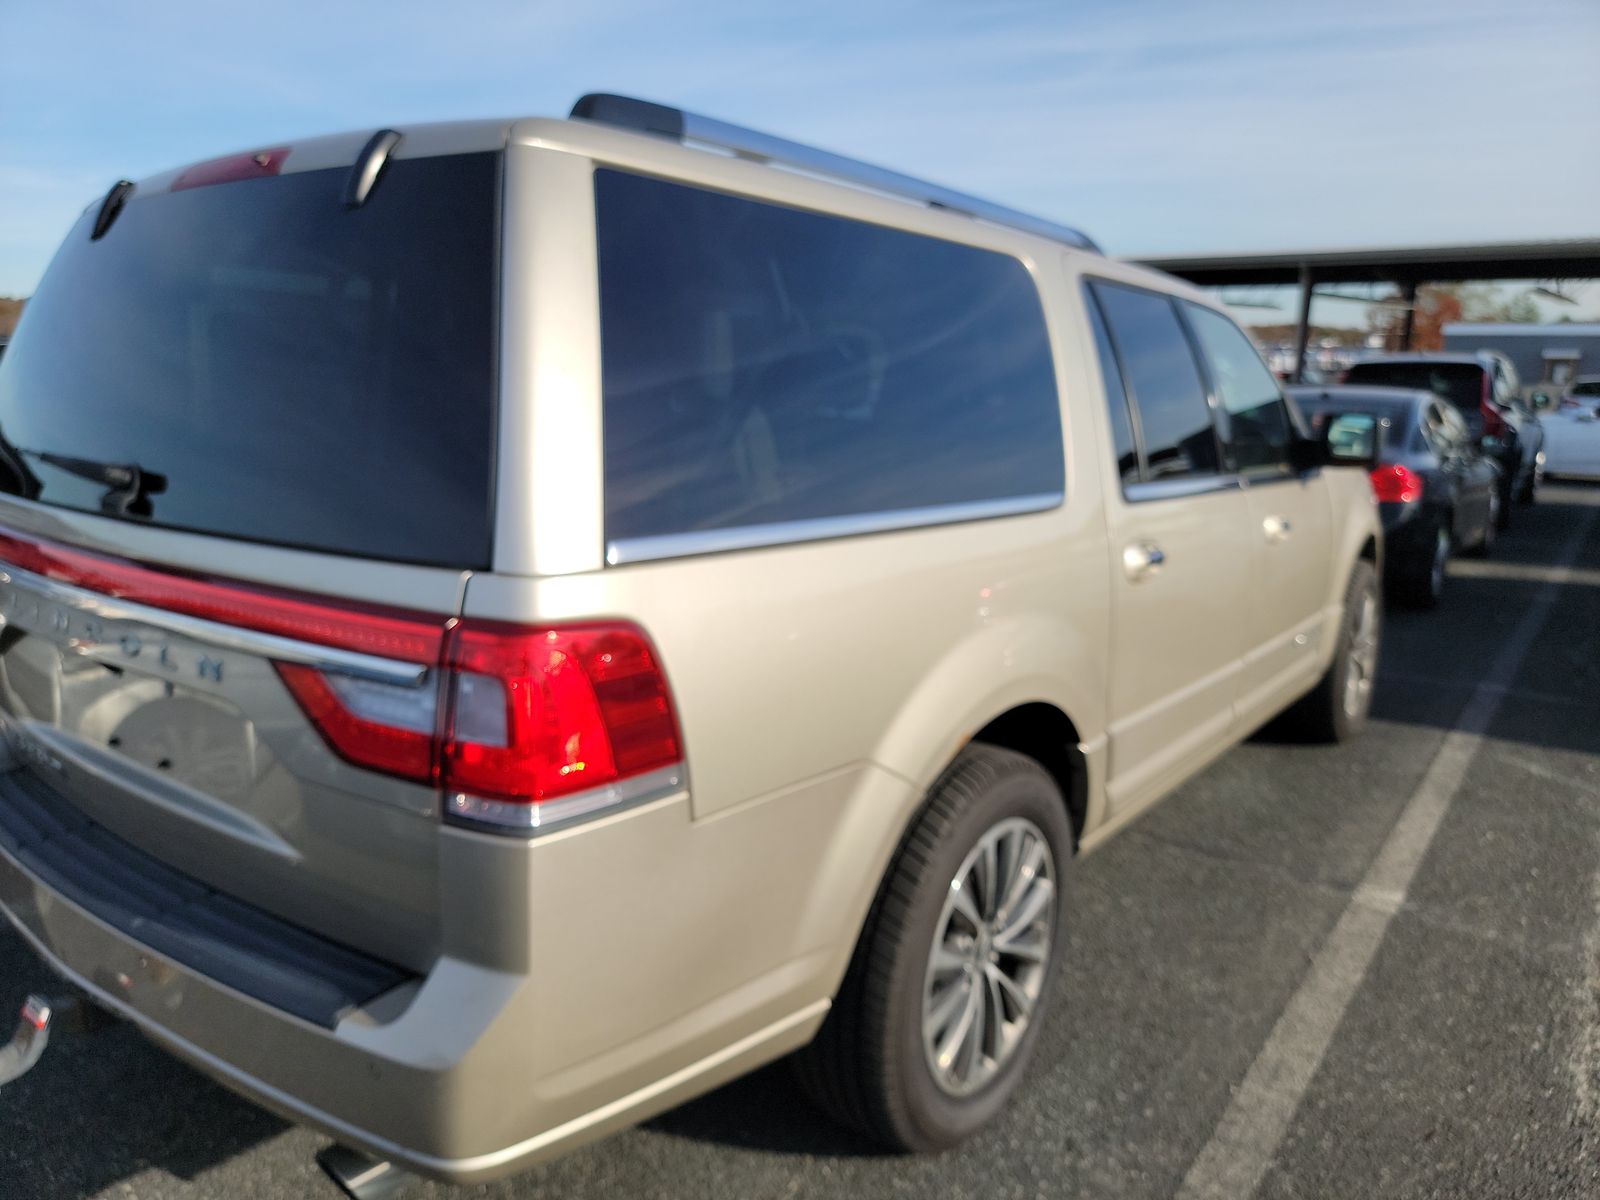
left=1175, top=505, right=1600, bottom=1200
left=1576, top=865, right=1600, bottom=1128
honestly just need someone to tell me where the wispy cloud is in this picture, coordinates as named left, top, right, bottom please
left=1, top=0, right=1596, bottom=295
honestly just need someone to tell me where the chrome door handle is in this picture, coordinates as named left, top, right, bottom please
left=1263, top=514, right=1292, bottom=543
left=1122, top=540, right=1166, bottom=581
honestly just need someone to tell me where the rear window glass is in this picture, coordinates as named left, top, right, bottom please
left=1572, top=380, right=1600, bottom=396
left=1343, top=361, right=1483, bottom=413
left=1297, top=400, right=1412, bottom=450
left=594, top=169, right=1064, bottom=547
left=0, top=153, right=499, bottom=568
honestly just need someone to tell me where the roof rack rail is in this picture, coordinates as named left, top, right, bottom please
left=569, top=93, right=1100, bottom=254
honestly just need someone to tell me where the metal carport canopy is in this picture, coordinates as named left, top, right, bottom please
left=1130, top=238, right=1600, bottom=377
left=1132, top=238, right=1600, bottom=286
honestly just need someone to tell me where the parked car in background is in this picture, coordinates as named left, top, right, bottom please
left=0, top=95, right=1385, bottom=1187
left=1341, top=351, right=1542, bottom=520
left=1561, top=375, right=1600, bottom=412
left=1292, top=386, right=1499, bottom=608
left=1539, top=380, right=1600, bottom=479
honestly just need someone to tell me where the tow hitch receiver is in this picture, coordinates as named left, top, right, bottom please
left=0, top=995, right=52, bottom=1087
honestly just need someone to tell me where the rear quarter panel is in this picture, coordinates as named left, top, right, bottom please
left=456, top=136, right=1116, bottom=1103
left=1322, top=465, right=1383, bottom=631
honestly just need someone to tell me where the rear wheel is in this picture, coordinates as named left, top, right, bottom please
left=1421, top=524, right=1450, bottom=608
left=1389, top=522, right=1449, bottom=609
left=794, top=745, right=1071, bottom=1151
left=1463, top=491, right=1497, bottom=558
left=1517, top=461, right=1539, bottom=505
left=1278, top=559, right=1381, bottom=743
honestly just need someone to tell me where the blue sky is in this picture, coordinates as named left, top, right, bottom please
left=3, top=0, right=1598, bottom=318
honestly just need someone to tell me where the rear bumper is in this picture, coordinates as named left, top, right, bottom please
left=1377, top=502, right=1442, bottom=579
left=0, top=758, right=877, bottom=1181
left=0, top=818, right=826, bottom=1181
left=0, top=822, right=493, bottom=1179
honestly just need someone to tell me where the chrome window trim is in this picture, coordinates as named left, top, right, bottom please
left=444, top=763, right=687, bottom=835
left=604, top=492, right=1064, bottom=566
left=1122, top=475, right=1244, bottom=503
left=1239, top=467, right=1318, bottom=489
left=0, top=562, right=427, bottom=687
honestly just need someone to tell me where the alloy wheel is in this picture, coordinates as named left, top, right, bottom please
left=922, top=817, right=1057, bottom=1097
left=1429, top=528, right=1450, bottom=600
left=1343, top=588, right=1380, bottom=718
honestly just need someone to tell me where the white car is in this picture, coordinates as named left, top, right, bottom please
left=1542, top=377, right=1600, bottom=480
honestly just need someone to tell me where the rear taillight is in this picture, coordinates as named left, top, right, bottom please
left=439, top=621, right=681, bottom=814
left=1480, top=372, right=1509, bottom=439
left=0, top=524, right=683, bottom=835
left=1369, top=463, right=1424, bottom=504
left=281, top=620, right=683, bottom=832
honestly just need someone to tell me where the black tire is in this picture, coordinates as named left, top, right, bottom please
left=1403, top=522, right=1449, bottom=609
left=1278, top=559, right=1381, bottom=743
left=1462, top=493, right=1497, bottom=559
left=1516, top=463, right=1538, bottom=505
left=793, top=745, right=1072, bottom=1152
left=1495, top=474, right=1515, bottom=530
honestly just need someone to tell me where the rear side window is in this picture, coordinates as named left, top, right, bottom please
left=594, top=170, right=1064, bottom=548
left=0, top=154, right=499, bottom=567
left=1301, top=400, right=1412, bottom=451
left=1182, top=303, right=1293, bottom=476
left=1089, top=281, right=1220, bottom=481
left=1344, top=361, right=1484, bottom=414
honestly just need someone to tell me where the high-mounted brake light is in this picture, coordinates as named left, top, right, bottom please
left=171, top=148, right=291, bottom=192
left=1369, top=463, right=1424, bottom=504
left=0, top=525, right=684, bottom=835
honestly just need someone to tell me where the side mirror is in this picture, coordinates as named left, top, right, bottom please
left=1321, top=411, right=1381, bottom=469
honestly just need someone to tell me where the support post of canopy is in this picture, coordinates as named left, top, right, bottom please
left=1399, top=278, right=1420, bottom=351
left=1292, top=263, right=1314, bottom=383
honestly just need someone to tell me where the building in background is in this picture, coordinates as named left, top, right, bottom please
left=1443, top=322, right=1600, bottom=389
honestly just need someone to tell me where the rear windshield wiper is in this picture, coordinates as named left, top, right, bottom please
left=0, top=431, right=41, bottom=500
left=26, top=450, right=167, bottom=518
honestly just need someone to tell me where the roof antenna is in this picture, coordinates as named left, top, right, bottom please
left=345, top=130, right=402, bottom=209
left=90, top=180, right=135, bottom=241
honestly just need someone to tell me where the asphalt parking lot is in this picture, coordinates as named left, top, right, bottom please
left=3, top=483, right=1599, bottom=1200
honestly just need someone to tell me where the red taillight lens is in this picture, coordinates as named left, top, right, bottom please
left=275, top=663, right=438, bottom=783
left=282, top=619, right=682, bottom=828
left=171, top=147, right=291, bottom=191
left=1369, top=463, right=1424, bottom=503
left=0, top=526, right=442, bottom=662
left=440, top=621, right=682, bottom=806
